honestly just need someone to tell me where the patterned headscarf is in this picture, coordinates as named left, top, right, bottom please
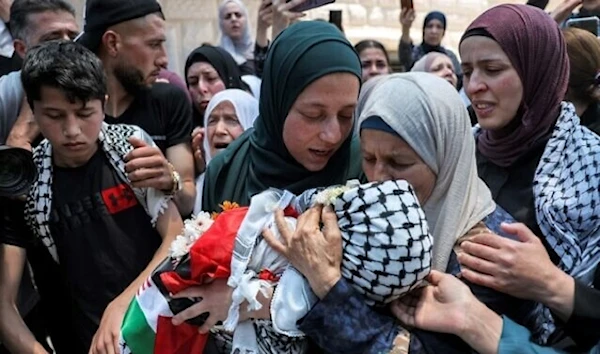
left=357, top=73, right=496, bottom=271
left=218, top=0, right=254, bottom=65
left=460, top=4, right=569, bottom=167
left=328, top=180, right=433, bottom=305
left=269, top=179, right=433, bottom=338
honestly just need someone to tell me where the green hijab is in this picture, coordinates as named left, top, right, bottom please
left=202, top=21, right=362, bottom=212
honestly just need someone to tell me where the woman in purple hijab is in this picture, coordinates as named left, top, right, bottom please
left=458, top=4, right=600, bottom=351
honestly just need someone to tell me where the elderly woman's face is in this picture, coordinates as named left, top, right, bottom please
left=460, top=36, right=523, bottom=131
left=222, top=2, right=246, bottom=40
left=206, top=100, right=244, bottom=158
left=429, top=55, right=457, bottom=88
left=361, top=129, right=436, bottom=205
left=282, top=73, right=359, bottom=172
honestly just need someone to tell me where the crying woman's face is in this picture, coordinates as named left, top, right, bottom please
left=206, top=100, right=244, bottom=158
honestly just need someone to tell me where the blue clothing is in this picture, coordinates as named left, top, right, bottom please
left=299, top=206, right=538, bottom=354
left=499, top=317, right=567, bottom=354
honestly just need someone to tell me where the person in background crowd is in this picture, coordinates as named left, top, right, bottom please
left=192, top=88, right=258, bottom=214
left=254, top=0, right=272, bottom=78
left=218, top=0, right=255, bottom=75
left=460, top=4, right=600, bottom=350
left=2, top=0, right=78, bottom=147
left=254, top=0, right=307, bottom=78
left=185, top=44, right=247, bottom=128
left=354, top=39, right=392, bottom=82
left=411, top=52, right=458, bottom=88
left=398, top=7, right=461, bottom=78
left=0, top=0, right=21, bottom=77
left=0, top=40, right=183, bottom=354
left=551, top=0, right=600, bottom=24
left=76, top=0, right=196, bottom=217
left=184, top=44, right=248, bottom=174
left=562, top=27, right=600, bottom=134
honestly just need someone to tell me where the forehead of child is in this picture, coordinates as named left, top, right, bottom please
left=33, top=86, right=105, bottom=114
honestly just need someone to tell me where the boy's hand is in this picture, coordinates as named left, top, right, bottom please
left=89, top=299, right=129, bottom=354
left=125, top=137, right=173, bottom=192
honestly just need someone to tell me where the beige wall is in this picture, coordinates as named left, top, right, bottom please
left=69, top=0, right=564, bottom=77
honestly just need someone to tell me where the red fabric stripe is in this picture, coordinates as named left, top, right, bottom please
left=283, top=205, right=299, bottom=218
left=155, top=316, right=208, bottom=353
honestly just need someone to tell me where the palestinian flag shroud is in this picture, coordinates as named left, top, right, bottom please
left=119, top=207, right=248, bottom=353
left=119, top=277, right=207, bottom=354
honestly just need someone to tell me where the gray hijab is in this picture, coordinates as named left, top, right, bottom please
left=358, top=72, right=496, bottom=270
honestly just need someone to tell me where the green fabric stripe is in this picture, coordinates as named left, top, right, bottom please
left=121, top=299, right=155, bottom=354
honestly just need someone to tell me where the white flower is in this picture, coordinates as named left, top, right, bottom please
left=170, top=235, right=190, bottom=261
left=183, top=219, right=202, bottom=239
left=195, top=212, right=214, bottom=234
left=314, top=185, right=351, bottom=206
left=168, top=211, right=215, bottom=261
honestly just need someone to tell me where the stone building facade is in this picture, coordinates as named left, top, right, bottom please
left=69, top=0, right=563, bottom=77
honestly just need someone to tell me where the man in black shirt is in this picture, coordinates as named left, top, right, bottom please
left=0, top=40, right=183, bottom=354
left=75, top=0, right=196, bottom=217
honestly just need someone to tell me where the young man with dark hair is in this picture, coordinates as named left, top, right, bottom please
left=0, top=0, right=78, bottom=145
left=75, top=0, right=196, bottom=217
left=0, top=40, right=183, bottom=354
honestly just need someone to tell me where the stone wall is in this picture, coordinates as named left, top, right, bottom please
left=68, top=0, right=564, bottom=77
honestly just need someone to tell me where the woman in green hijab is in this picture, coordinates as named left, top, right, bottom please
left=201, top=20, right=363, bottom=213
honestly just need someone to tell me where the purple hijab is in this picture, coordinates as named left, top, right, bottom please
left=460, top=4, right=569, bottom=167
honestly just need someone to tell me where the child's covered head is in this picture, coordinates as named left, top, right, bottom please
left=21, top=40, right=107, bottom=167
left=313, top=179, right=433, bottom=305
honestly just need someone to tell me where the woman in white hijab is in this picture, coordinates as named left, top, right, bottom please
left=193, top=89, right=258, bottom=214
left=218, top=0, right=255, bottom=75
left=266, top=73, right=539, bottom=354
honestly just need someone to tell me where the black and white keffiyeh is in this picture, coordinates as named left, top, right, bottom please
left=534, top=102, right=600, bottom=285
left=25, top=123, right=171, bottom=263
left=333, top=180, right=433, bottom=305
left=271, top=179, right=433, bottom=336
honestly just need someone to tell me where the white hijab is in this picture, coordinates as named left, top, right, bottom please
left=357, top=72, right=496, bottom=270
left=194, top=89, right=259, bottom=214
left=218, top=0, right=254, bottom=65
